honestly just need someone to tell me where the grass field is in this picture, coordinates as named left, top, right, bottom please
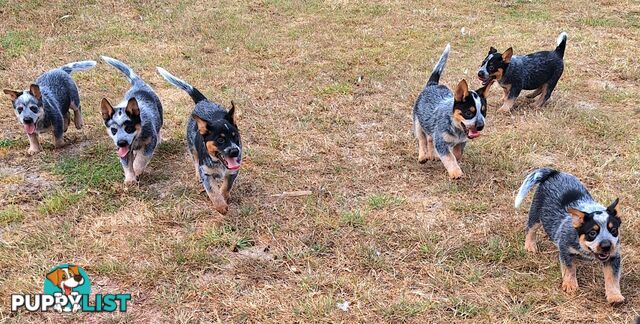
left=1, top=0, right=639, bottom=322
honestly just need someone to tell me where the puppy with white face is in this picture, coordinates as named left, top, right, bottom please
left=100, top=56, right=163, bottom=186
left=3, top=61, right=96, bottom=154
left=46, top=265, right=85, bottom=295
left=515, top=168, right=624, bottom=304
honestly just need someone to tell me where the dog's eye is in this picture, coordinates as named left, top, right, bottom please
left=29, top=106, right=38, bottom=113
left=463, top=110, right=475, bottom=119
left=111, top=128, right=117, bottom=135
left=216, top=137, right=225, bottom=144
left=587, top=230, right=598, bottom=240
left=124, top=125, right=136, bottom=133
left=610, top=228, right=618, bottom=236
left=16, top=107, right=23, bottom=113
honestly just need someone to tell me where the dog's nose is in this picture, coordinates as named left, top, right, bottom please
left=227, top=147, right=240, bottom=158
left=477, top=71, right=484, bottom=78
left=23, top=117, right=33, bottom=124
left=73, top=274, right=83, bottom=282
left=600, top=240, right=612, bottom=252
left=476, top=121, right=484, bottom=131
left=117, top=140, right=128, bottom=147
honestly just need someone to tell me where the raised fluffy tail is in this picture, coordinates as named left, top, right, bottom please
left=156, top=67, right=207, bottom=104
left=427, top=43, right=451, bottom=87
left=101, top=56, right=141, bottom=85
left=60, top=60, right=97, bottom=74
left=554, top=32, right=568, bottom=59
left=514, top=168, right=559, bottom=208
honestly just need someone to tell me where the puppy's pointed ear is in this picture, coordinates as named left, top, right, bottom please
left=226, top=101, right=236, bottom=126
left=567, top=208, right=586, bottom=228
left=100, top=98, right=114, bottom=121
left=46, top=269, right=64, bottom=287
left=502, top=47, right=513, bottom=63
left=489, top=47, right=497, bottom=54
left=68, top=265, right=80, bottom=275
left=607, top=198, right=620, bottom=217
left=29, top=84, right=41, bottom=100
left=192, top=114, right=209, bottom=135
left=476, top=80, right=495, bottom=98
left=125, top=98, right=140, bottom=116
left=3, top=89, right=22, bottom=102
left=454, top=79, right=469, bottom=102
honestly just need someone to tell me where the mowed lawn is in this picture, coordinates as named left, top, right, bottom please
left=1, top=0, right=639, bottom=322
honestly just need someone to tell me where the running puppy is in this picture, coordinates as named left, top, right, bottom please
left=477, top=32, right=567, bottom=112
left=515, top=168, right=624, bottom=304
left=100, top=56, right=163, bottom=185
left=3, top=60, right=96, bottom=154
left=413, top=44, right=493, bottom=179
left=157, top=67, right=241, bottom=214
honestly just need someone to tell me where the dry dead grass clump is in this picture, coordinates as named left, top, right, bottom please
left=1, top=0, right=639, bottom=322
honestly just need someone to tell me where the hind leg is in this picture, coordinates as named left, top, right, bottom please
left=526, top=86, right=544, bottom=99
left=524, top=222, right=541, bottom=253
left=70, top=102, right=83, bottom=129
left=63, top=112, right=70, bottom=132
left=414, top=119, right=429, bottom=164
left=535, top=72, right=561, bottom=108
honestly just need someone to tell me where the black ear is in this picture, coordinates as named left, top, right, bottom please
left=226, top=101, right=236, bottom=126
left=607, top=198, right=619, bottom=217
left=476, top=80, right=494, bottom=97
left=489, top=47, right=497, bottom=54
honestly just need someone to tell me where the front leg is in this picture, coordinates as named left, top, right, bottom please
left=220, top=173, right=238, bottom=202
left=435, top=138, right=462, bottom=179
left=560, top=252, right=578, bottom=294
left=603, top=254, right=624, bottom=304
left=53, top=121, right=65, bottom=148
left=120, top=155, right=137, bottom=186
left=199, top=167, right=228, bottom=214
left=133, top=137, right=157, bottom=177
left=452, top=142, right=465, bottom=161
left=498, top=84, right=521, bottom=113
left=27, top=133, right=43, bottom=155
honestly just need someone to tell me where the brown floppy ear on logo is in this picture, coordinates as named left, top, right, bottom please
left=46, top=269, right=64, bottom=286
left=68, top=265, right=80, bottom=276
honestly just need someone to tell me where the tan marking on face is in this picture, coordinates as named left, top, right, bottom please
left=470, top=106, right=476, bottom=113
left=206, top=141, right=218, bottom=156
left=592, top=224, right=600, bottom=232
left=452, top=109, right=465, bottom=125
left=490, top=68, right=504, bottom=81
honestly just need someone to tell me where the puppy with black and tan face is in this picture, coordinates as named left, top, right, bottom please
left=3, top=60, right=96, bottom=154
left=100, top=56, right=163, bottom=186
left=515, top=168, right=624, bottom=304
left=413, top=44, right=493, bottom=179
left=157, top=67, right=241, bottom=214
left=477, top=32, right=567, bottom=113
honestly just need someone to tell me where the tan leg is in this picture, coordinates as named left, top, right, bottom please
left=498, top=97, right=516, bottom=113
left=207, top=178, right=229, bottom=214
left=54, top=136, right=65, bottom=148
left=156, top=129, right=162, bottom=145
left=524, top=223, right=541, bottom=253
left=70, top=102, right=83, bottom=129
left=526, top=87, right=543, bottom=99
left=561, top=262, right=578, bottom=294
left=220, top=175, right=233, bottom=202
left=439, top=151, right=463, bottom=179
left=603, top=262, right=624, bottom=304
left=452, top=143, right=463, bottom=161
left=27, top=133, right=43, bottom=155
left=534, top=83, right=550, bottom=108
left=414, top=119, right=429, bottom=164
left=501, top=86, right=509, bottom=101
left=133, top=152, right=152, bottom=177
left=63, top=112, right=70, bottom=132
left=426, top=136, right=437, bottom=160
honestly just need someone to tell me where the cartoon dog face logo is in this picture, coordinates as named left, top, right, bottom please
left=46, top=265, right=85, bottom=295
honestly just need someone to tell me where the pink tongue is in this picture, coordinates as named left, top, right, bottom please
left=117, top=146, right=130, bottom=158
left=64, top=286, right=72, bottom=295
left=225, top=156, right=240, bottom=170
left=468, top=130, right=481, bottom=139
left=24, top=123, right=36, bottom=135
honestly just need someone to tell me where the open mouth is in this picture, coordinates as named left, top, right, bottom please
left=117, top=145, right=130, bottom=158
left=478, top=75, right=494, bottom=86
left=23, top=123, right=36, bottom=135
left=216, top=152, right=241, bottom=170
left=461, top=123, right=481, bottom=139
left=595, top=252, right=610, bottom=261
left=62, top=284, right=72, bottom=295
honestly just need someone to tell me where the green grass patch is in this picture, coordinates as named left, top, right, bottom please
left=38, top=190, right=86, bottom=215
left=382, top=299, right=432, bottom=322
left=2, top=30, right=42, bottom=58
left=340, top=210, right=365, bottom=228
left=0, top=205, right=24, bottom=225
left=448, top=298, right=483, bottom=318
left=0, top=138, right=25, bottom=149
left=367, top=194, right=404, bottom=210
left=448, top=201, right=489, bottom=215
left=579, top=17, right=619, bottom=27
left=53, top=143, right=121, bottom=188
left=316, top=82, right=352, bottom=96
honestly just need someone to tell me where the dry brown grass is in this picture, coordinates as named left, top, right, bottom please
left=1, top=0, right=639, bottom=322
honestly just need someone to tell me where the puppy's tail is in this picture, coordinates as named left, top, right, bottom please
left=156, top=67, right=207, bottom=104
left=101, top=56, right=142, bottom=85
left=60, top=60, right=97, bottom=74
left=514, top=168, right=559, bottom=209
left=554, top=32, right=568, bottom=59
left=427, top=43, right=450, bottom=87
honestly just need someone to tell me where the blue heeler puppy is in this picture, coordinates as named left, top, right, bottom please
left=413, top=44, right=494, bottom=179
left=477, top=32, right=567, bottom=113
left=100, top=56, right=163, bottom=186
left=515, top=168, right=624, bottom=304
left=3, top=60, right=96, bottom=154
left=157, top=67, right=241, bottom=215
